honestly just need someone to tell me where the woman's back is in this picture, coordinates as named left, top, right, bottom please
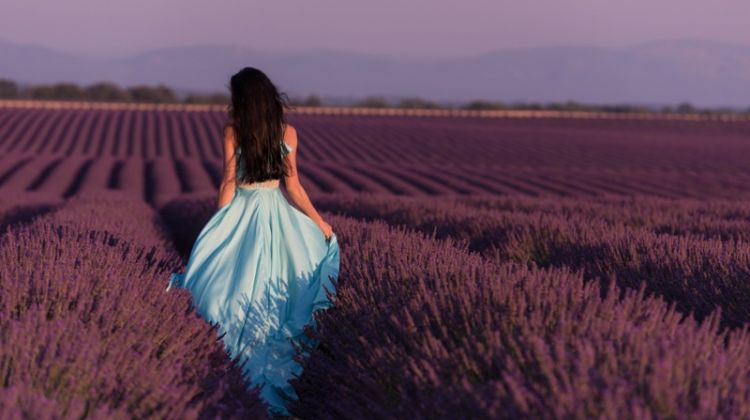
left=233, top=122, right=294, bottom=187
left=235, top=139, right=294, bottom=185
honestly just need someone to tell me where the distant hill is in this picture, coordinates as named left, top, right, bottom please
left=2, top=39, right=750, bottom=108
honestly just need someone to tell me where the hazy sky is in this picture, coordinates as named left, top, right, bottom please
left=2, top=0, right=750, bottom=58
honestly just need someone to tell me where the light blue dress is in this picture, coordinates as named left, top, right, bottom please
left=166, top=139, right=339, bottom=417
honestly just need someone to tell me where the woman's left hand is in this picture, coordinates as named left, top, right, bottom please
left=318, top=220, right=333, bottom=241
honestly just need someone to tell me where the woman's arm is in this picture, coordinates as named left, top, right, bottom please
left=216, top=123, right=238, bottom=209
left=282, top=125, right=332, bottom=238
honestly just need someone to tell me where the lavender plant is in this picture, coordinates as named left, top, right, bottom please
left=316, top=193, right=750, bottom=329
left=0, top=191, right=267, bottom=419
left=288, top=214, right=750, bottom=419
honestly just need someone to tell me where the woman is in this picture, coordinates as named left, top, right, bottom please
left=166, top=67, right=339, bottom=417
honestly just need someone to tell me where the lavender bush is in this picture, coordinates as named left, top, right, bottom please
left=158, top=191, right=219, bottom=258
left=35, top=189, right=177, bottom=252
left=316, top=193, right=750, bottom=329
left=288, top=214, right=750, bottom=418
left=0, top=190, right=62, bottom=235
left=0, top=191, right=267, bottom=419
left=0, top=383, right=129, bottom=420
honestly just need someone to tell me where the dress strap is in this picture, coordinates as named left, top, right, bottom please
left=281, top=141, right=293, bottom=155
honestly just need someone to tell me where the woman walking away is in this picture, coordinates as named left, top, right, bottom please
left=166, top=67, right=339, bottom=418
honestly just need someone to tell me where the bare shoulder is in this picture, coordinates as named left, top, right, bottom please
left=284, top=123, right=298, bottom=148
left=223, top=121, right=235, bottom=135
left=223, top=121, right=237, bottom=145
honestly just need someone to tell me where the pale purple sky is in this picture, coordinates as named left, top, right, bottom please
left=2, top=0, right=750, bottom=58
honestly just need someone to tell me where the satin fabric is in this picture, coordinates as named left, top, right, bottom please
left=166, top=141, right=339, bottom=416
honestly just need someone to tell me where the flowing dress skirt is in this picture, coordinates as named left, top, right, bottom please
left=166, top=184, right=339, bottom=416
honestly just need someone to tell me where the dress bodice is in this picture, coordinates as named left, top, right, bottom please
left=235, top=140, right=293, bottom=181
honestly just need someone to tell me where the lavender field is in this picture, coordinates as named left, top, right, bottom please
left=3, top=102, right=750, bottom=418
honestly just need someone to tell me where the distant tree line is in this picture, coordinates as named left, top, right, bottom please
left=454, top=99, right=747, bottom=115
left=0, top=78, right=747, bottom=114
left=281, top=95, right=750, bottom=115
left=0, top=79, right=229, bottom=104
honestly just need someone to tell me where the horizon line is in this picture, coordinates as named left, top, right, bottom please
left=2, top=99, right=749, bottom=123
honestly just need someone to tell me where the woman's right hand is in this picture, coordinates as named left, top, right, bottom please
left=318, top=220, right=333, bottom=241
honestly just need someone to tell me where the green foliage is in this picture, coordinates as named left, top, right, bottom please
left=355, top=95, right=390, bottom=108
left=676, top=102, right=696, bottom=113
left=0, top=79, right=19, bottom=98
left=127, top=84, right=177, bottom=103
left=302, top=94, right=322, bottom=106
left=397, top=97, right=441, bottom=109
left=183, top=92, right=229, bottom=104
left=463, top=99, right=506, bottom=110
left=29, top=82, right=85, bottom=100
left=85, top=82, right=132, bottom=102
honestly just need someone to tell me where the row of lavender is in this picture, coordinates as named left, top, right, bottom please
left=161, top=192, right=750, bottom=418
left=4, top=107, right=750, bottom=170
left=315, top=193, right=750, bottom=330
left=0, top=191, right=266, bottom=419
left=5, top=153, right=750, bottom=209
left=3, top=106, right=750, bottom=203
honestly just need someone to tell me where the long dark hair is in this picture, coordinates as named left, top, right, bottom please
left=228, top=67, right=293, bottom=183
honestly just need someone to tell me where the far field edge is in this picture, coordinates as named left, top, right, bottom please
left=1, top=99, right=749, bottom=122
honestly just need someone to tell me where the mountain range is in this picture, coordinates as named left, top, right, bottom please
left=1, top=38, right=749, bottom=108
